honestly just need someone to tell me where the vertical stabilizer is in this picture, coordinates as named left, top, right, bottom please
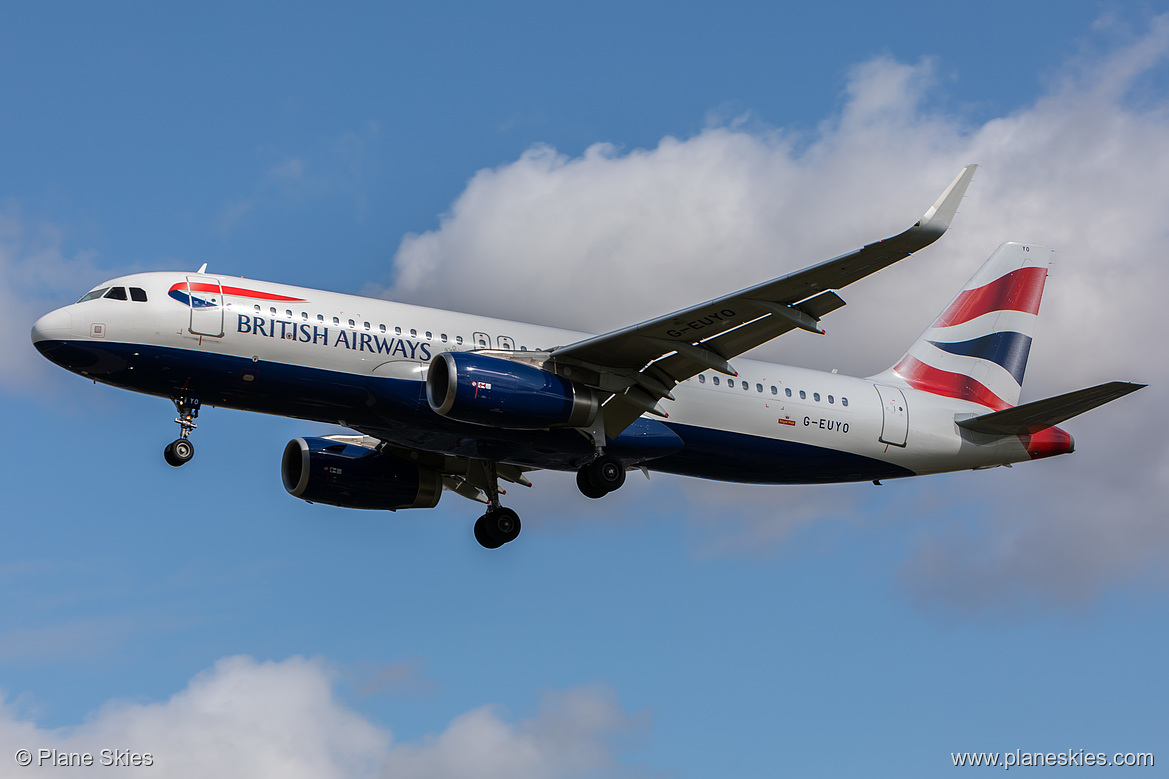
left=871, top=242, right=1052, bottom=410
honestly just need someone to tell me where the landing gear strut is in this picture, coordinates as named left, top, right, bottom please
left=473, top=461, right=522, bottom=549
left=164, top=396, right=200, bottom=467
left=576, top=454, right=626, bottom=499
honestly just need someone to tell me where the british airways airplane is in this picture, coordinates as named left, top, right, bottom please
left=31, top=166, right=1142, bottom=548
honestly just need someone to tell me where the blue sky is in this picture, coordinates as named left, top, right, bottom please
left=2, top=3, right=1167, bottom=776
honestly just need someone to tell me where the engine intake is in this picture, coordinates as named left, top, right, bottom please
left=426, top=351, right=598, bottom=429
left=281, top=437, right=442, bottom=510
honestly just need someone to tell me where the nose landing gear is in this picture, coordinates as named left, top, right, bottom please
left=164, top=396, right=200, bottom=467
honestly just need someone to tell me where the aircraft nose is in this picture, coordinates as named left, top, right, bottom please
left=31, top=307, right=73, bottom=344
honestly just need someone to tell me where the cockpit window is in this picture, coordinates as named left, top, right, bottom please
left=130, top=287, right=148, bottom=302
left=77, top=287, right=109, bottom=303
left=104, top=287, right=128, bottom=301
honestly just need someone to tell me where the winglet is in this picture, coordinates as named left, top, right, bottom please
left=918, top=164, right=977, bottom=234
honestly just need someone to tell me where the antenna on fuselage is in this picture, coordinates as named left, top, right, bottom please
left=197, top=262, right=208, bottom=274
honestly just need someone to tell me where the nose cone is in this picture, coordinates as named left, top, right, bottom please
left=31, top=307, right=73, bottom=344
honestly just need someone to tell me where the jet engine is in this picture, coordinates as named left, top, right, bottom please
left=281, top=437, right=442, bottom=510
left=426, top=351, right=599, bottom=429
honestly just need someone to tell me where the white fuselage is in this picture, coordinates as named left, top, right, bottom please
left=31, top=270, right=1042, bottom=484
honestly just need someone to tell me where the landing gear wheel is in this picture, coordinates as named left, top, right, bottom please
left=474, top=507, right=522, bottom=549
left=164, top=438, right=195, bottom=467
left=584, top=455, right=626, bottom=494
left=576, top=468, right=608, bottom=499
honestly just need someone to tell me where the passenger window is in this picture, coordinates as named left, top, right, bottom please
left=785, top=388, right=792, bottom=397
left=698, top=374, right=706, bottom=384
left=456, top=336, right=463, bottom=345
left=317, top=314, right=324, bottom=322
left=301, top=312, right=308, bottom=320
left=270, top=307, right=277, bottom=315
left=799, top=390, right=806, bottom=399
left=379, top=324, right=386, bottom=333
left=410, top=329, right=418, bottom=338
left=333, top=317, right=340, bottom=325
left=425, top=331, right=432, bottom=340
left=713, top=376, right=720, bottom=386
left=742, top=382, right=749, bottom=391
left=364, top=321, right=371, bottom=330
left=348, top=319, right=355, bottom=328
left=727, top=379, right=735, bottom=388
left=828, top=395, right=834, bottom=404
left=814, top=393, right=820, bottom=402
left=395, top=327, right=402, bottom=335
left=285, top=309, right=293, bottom=318
left=756, top=383, right=762, bottom=392
left=441, top=334, right=448, bottom=343
left=474, top=332, right=489, bottom=348
left=104, top=287, right=128, bottom=301
left=520, top=345, right=526, bottom=351
left=771, top=386, right=777, bottom=395
left=255, top=304, right=261, bottom=312
left=77, top=288, right=110, bottom=303
left=842, top=397, right=849, bottom=407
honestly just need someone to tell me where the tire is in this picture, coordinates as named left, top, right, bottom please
left=587, top=455, right=626, bottom=493
left=474, top=514, right=505, bottom=549
left=576, top=468, right=608, bottom=499
left=492, top=507, right=521, bottom=543
left=165, top=439, right=195, bottom=467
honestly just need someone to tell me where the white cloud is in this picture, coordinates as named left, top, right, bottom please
left=0, top=656, right=647, bottom=779
left=380, top=15, right=1169, bottom=609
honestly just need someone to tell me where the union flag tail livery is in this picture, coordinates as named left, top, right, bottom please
left=876, top=242, right=1050, bottom=411
left=30, top=167, right=1145, bottom=549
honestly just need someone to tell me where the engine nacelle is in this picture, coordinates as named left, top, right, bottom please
left=426, top=351, right=599, bottom=429
left=281, top=437, right=442, bottom=510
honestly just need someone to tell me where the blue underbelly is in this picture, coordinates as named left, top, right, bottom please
left=35, top=339, right=912, bottom=484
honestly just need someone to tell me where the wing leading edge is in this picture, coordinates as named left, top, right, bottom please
left=548, top=164, right=979, bottom=436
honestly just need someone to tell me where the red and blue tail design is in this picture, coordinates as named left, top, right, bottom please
left=873, top=242, right=1051, bottom=410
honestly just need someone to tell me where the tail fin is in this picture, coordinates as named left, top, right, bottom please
left=872, top=242, right=1051, bottom=410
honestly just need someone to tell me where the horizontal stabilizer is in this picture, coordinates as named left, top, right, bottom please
left=956, top=381, right=1145, bottom=436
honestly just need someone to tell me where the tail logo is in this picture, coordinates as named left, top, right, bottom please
left=887, top=243, right=1050, bottom=410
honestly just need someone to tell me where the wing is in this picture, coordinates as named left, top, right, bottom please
left=547, top=165, right=979, bottom=436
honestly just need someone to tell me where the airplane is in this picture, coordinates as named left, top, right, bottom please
left=30, top=165, right=1144, bottom=548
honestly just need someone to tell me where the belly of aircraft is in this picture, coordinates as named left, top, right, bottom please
left=35, top=338, right=914, bottom=484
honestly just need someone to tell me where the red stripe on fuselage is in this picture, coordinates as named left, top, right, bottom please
left=169, top=282, right=305, bottom=302
left=933, top=266, right=1047, bottom=328
left=893, top=355, right=1011, bottom=411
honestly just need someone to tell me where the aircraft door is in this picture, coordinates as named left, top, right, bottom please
left=185, top=275, right=224, bottom=337
left=874, top=384, right=909, bottom=447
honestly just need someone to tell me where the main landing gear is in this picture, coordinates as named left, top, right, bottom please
left=164, top=396, right=200, bottom=467
left=474, top=506, right=521, bottom=549
left=473, top=461, right=522, bottom=549
left=576, top=454, right=626, bottom=499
